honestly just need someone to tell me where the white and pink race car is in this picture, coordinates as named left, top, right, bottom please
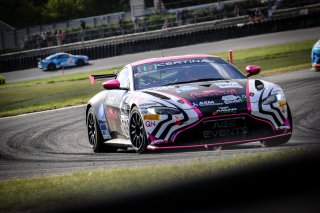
left=86, top=54, right=292, bottom=153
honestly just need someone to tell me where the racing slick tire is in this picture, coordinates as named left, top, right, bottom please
left=86, top=107, right=117, bottom=153
left=260, top=104, right=293, bottom=147
left=47, top=63, right=56, bottom=71
left=76, top=59, right=85, bottom=66
left=129, top=107, right=149, bottom=154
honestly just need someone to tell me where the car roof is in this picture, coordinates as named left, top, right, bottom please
left=50, top=52, right=70, bottom=57
left=131, top=54, right=219, bottom=66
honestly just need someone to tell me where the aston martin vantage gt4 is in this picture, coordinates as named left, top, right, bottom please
left=86, top=54, right=292, bottom=153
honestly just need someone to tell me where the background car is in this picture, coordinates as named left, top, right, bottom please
left=38, top=52, right=89, bottom=71
left=312, top=39, right=320, bottom=71
left=86, top=54, right=292, bottom=153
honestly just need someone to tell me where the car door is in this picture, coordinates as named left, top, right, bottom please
left=59, top=54, right=73, bottom=67
left=104, top=67, right=130, bottom=138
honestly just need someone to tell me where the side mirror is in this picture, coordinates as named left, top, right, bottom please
left=102, top=79, right=120, bottom=90
left=246, top=65, right=261, bottom=77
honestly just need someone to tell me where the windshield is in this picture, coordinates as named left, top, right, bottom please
left=132, top=57, right=245, bottom=90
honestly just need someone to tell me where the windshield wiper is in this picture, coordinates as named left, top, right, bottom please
left=163, top=78, right=226, bottom=86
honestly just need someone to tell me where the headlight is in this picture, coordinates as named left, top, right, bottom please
left=262, top=93, right=286, bottom=105
left=147, top=107, right=180, bottom=115
left=262, top=95, right=277, bottom=105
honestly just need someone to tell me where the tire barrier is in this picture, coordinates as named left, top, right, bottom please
left=0, top=13, right=319, bottom=73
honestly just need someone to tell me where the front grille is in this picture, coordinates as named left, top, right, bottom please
left=173, top=115, right=273, bottom=145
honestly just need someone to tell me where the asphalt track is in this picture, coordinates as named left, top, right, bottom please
left=1, top=27, right=320, bottom=180
left=2, top=26, right=320, bottom=83
left=0, top=68, right=320, bottom=180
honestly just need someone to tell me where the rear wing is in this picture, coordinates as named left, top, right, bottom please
left=89, top=73, right=117, bottom=85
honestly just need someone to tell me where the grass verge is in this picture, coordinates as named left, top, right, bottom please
left=0, top=148, right=307, bottom=212
left=0, top=39, right=315, bottom=117
left=0, top=75, right=5, bottom=85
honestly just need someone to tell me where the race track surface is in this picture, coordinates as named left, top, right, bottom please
left=0, top=68, right=319, bottom=180
left=2, top=26, right=320, bottom=83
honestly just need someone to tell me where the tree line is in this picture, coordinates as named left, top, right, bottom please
left=0, top=0, right=130, bottom=28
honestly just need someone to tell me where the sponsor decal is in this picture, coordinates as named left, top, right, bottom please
left=139, top=102, right=159, bottom=107
left=176, top=86, right=198, bottom=93
left=278, top=100, right=287, bottom=107
left=140, top=110, right=148, bottom=114
left=222, top=95, right=246, bottom=104
left=145, top=121, right=157, bottom=127
left=192, top=102, right=199, bottom=107
left=67, top=58, right=74, bottom=65
left=214, top=82, right=243, bottom=88
left=203, top=127, right=248, bottom=138
left=151, top=86, right=175, bottom=91
left=212, top=106, right=237, bottom=115
left=137, top=59, right=212, bottom=73
left=156, top=59, right=210, bottom=67
left=174, top=115, right=184, bottom=121
left=100, top=124, right=112, bottom=139
left=177, top=99, right=185, bottom=104
left=120, top=113, right=130, bottom=137
left=203, top=119, right=248, bottom=138
left=199, top=100, right=223, bottom=107
left=189, top=89, right=237, bottom=98
left=143, top=114, right=160, bottom=120
left=280, top=107, right=287, bottom=113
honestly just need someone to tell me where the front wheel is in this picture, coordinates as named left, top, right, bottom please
left=47, top=63, right=56, bottom=71
left=260, top=104, right=293, bottom=147
left=129, top=107, right=149, bottom=153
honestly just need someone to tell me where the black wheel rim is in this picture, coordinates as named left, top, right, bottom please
left=49, top=64, right=55, bottom=70
left=87, top=112, right=96, bottom=147
left=78, top=60, right=84, bottom=66
left=130, top=112, right=145, bottom=149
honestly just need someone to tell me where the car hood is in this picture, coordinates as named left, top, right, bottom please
left=141, top=79, right=249, bottom=117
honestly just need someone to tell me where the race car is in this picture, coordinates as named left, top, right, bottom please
left=312, top=39, right=320, bottom=71
left=86, top=54, right=292, bottom=153
left=38, top=52, right=89, bottom=71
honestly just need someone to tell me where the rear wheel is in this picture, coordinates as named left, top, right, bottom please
left=76, top=59, right=85, bottom=66
left=47, top=63, right=56, bottom=71
left=260, top=104, right=293, bottom=147
left=129, top=107, right=149, bottom=153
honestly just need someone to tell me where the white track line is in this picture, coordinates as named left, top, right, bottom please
left=0, top=104, right=86, bottom=120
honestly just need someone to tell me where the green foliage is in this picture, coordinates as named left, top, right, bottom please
left=0, top=75, right=5, bottom=85
left=144, top=14, right=175, bottom=26
left=0, top=0, right=43, bottom=27
left=0, top=0, right=130, bottom=28
left=42, top=0, right=84, bottom=23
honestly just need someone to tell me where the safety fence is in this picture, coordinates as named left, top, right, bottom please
left=0, top=9, right=319, bottom=73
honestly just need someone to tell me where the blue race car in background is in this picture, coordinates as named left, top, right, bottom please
left=38, top=52, right=89, bottom=71
left=312, top=39, right=320, bottom=71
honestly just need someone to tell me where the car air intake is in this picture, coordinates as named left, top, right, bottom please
left=255, top=80, right=264, bottom=90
